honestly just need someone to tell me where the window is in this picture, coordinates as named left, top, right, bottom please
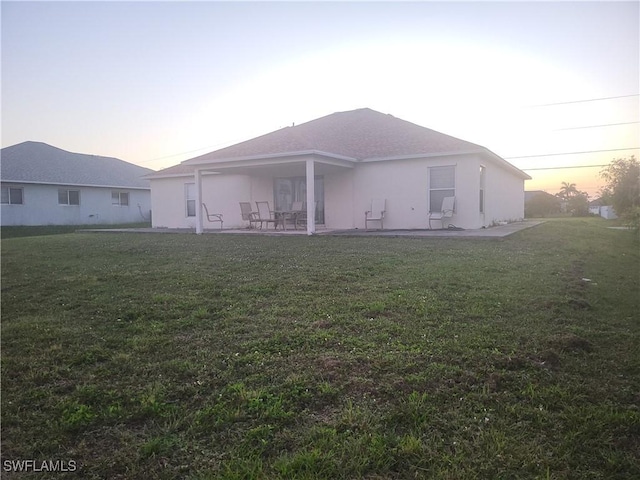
left=185, top=183, right=196, bottom=217
left=112, top=191, right=129, bottom=206
left=428, top=166, right=455, bottom=212
left=1, top=186, right=24, bottom=205
left=58, top=189, right=80, bottom=205
left=479, top=165, right=486, bottom=213
left=274, top=176, right=325, bottom=224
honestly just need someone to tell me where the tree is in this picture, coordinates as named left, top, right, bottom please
left=557, top=181, right=579, bottom=200
left=599, top=156, right=640, bottom=216
left=567, top=192, right=589, bottom=216
left=555, top=181, right=589, bottom=216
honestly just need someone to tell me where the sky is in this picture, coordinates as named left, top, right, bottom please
left=2, top=1, right=639, bottom=197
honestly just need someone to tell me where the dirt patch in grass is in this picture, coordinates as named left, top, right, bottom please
left=547, top=333, right=593, bottom=353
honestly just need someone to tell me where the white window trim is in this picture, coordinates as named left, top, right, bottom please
left=185, top=183, right=196, bottom=217
left=428, top=165, right=456, bottom=212
left=1, top=186, right=24, bottom=205
left=58, top=189, right=80, bottom=206
left=112, top=191, right=130, bottom=206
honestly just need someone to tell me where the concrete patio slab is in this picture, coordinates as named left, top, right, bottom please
left=323, top=220, right=544, bottom=238
left=78, top=220, right=544, bottom=238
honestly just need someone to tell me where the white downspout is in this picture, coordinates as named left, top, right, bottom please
left=306, top=159, right=316, bottom=235
left=195, top=168, right=203, bottom=234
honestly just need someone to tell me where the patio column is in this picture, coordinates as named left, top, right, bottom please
left=305, top=159, right=316, bottom=235
left=195, top=168, right=203, bottom=234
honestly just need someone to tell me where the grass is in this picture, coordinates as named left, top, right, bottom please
left=1, top=218, right=639, bottom=479
left=0, top=222, right=151, bottom=239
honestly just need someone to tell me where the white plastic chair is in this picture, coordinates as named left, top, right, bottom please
left=365, top=199, right=386, bottom=230
left=429, top=196, right=455, bottom=229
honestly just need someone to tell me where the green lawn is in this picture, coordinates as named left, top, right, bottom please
left=2, top=218, right=638, bottom=479
left=0, top=222, right=151, bottom=239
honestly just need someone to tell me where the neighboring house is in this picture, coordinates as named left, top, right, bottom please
left=588, top=198, right=602, bottom=216
left=1, top=141, right=153, bottom=226
left=525, top=190, right=561, bottom=217
left=589, top=198, right=618, bottom=219
left=148, top=108, right=531, bottom=234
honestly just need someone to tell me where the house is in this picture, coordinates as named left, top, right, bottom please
left=589, top=198, right=618, bottom=219
left=1, top=141, right=153, bottom=226
left=525, top=190, right=561, bottom=217
left=148, top=108, right=531, bottom=234
left=589, top=198, right=602, bottom=216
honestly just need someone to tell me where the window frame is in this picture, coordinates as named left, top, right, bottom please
left=1, top=186, right=24, bottom=205
left=58, top=189, right=80, bottom=206
left=111, top=191, right=130, bottom=206
left=185, top=183, right=196, bottom=217
left=428, top=165, right=456, bottom=213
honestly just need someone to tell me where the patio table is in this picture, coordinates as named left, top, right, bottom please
left=274, top=211, right=295, bottom=230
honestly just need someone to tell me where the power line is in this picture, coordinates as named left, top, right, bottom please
left=505, top=147, right=639, bottom=160
left=553, top=121, right=640, bottom=131
left=137, top=135, right=252, bottom=164
left=522, top=164, right=608, bottom=171
left=528, top=94, right=639, bottom=107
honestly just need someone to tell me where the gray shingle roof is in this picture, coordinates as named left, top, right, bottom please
left=184, top=108, right=487, bottom=164
left=1, top=141, right=153, bottom=189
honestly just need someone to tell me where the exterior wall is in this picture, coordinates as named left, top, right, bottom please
left=1, top=182, right=151, bottom=226
left=150, top=174, right=253, bottom=229
left=249, top=176, right=275, bottom=210
left=324, top=170, right=354, bottom=228
left=149, top=154, right=526, bottom=231
left=483, top=163, right=526, bottom=226
left=352, top=158, right=430, bottom=229
left=348, top=155, right=489, bottom=230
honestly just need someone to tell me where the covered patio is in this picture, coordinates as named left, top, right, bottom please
left=189, top=153, right=356, bottom=235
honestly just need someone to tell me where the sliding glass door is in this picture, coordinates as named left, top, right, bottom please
left=274, top=176, right=324, bottom=224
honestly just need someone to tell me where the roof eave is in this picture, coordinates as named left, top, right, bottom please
left=183, top=149, right=358, bottom=166
left=0, top=179, right=151, bottom=190
left=480, top=149, right=532, bottom=180
left=361, top=149, right=486, bottom=163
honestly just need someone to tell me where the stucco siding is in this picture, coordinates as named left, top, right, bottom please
left=324, top=170, right=354, bottom=228
left=349, top=155, right=488, bottom=230
left=149, top=154, right=526, bottom=231
left=202, top=175, right=252, bottom=228
left=484, top=164, right=525, bottom=225
left=1, top=183, right=150, bottom=226
left=353, top=160, right=427, bottom=229
left=151, top=174, right=254, bottom=229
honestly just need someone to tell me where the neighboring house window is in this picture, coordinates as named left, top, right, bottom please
left=1, top=186, right=24, bottom=205
left=58, top=189, right=80, bottom=205
left=429, top=166, right=455, bottom=212
left=185, top=183, right=196, bottom=217
left=479, top=165, right=486, bottom=213
left=112, top=191, right=129, bottom=206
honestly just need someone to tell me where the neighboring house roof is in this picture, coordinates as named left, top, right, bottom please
left=150, top=108, right=530, bottom=179
left=525, top=190, right=560, bottom=202
left=1, top=141, right=154, bottom=189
